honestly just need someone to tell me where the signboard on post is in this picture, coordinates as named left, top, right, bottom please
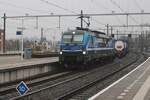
left=16, top=81, right=29, bottom=95
left=16, top=31, right=22, bottom=35
left=16, top=30, right=24, bottom=60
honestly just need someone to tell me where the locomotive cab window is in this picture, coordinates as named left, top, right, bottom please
left=62, top=33, right=83, bottom=44
left=63, top=35, right=72, bottom=43
left=73, top=35, right=83, bottom=43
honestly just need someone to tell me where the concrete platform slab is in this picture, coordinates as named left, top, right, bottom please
left=0, top=56, right=58, bottom=70
left=89, top=57, right=150, bottom=100
left=0, top=56, right=58, bottom=84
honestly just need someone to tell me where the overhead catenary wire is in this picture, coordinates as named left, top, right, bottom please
left=133, top=0, right=144, bottom=30
left=40, top=0, right=77, bottom=14
left=40, top=0, right=106, bottom=27
left=109, top=0, right=139, bottom=24
left=109, top=0, right=142, bottom=35
left=109, top=0, right=124, bottom=12
left=0, top=6, right=26, bottom=15
left=91, top=0, right=114, bottom=13
left=91, top=0, right=123, bottom=25
left=134, top=0, right=143, bottom=12
left=0, top=1, right=51, bottom=14
left=90, top=17, right=105, bottom=26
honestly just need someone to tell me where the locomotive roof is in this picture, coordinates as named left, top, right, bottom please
left=63, top=30, right=84, bottom=35
left=76, top=27, right=106, bottom=35
left=63, top=29, right=111, bottom=39
left=64, top=27, right=106, bottom=35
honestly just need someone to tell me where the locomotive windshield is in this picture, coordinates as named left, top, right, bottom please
left=63, top=34, right=83, bottom=44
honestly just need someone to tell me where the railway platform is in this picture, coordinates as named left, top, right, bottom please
left=0, top=56, right=58, bottom=84
left=89, top=57, right=150, bottom=100
left=0, top=56, right=58, bottom=70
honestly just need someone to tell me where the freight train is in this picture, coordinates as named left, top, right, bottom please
left=59, top=27, right=115, bottom=68
left=114, top=40, right=128, bottom=58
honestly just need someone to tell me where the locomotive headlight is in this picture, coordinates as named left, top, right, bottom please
left=60, top=51, right=63, bottom=55
left=83, top=51, right=86, bottom=55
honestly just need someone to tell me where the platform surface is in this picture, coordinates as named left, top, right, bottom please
left=0, top=56, right=58, bottom=70
left=89, top=57, right=150, bottom=100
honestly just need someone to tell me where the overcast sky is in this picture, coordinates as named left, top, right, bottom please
left=0, top=0, right=150, bottom=40
left=0, top=0, right=149, bottom=15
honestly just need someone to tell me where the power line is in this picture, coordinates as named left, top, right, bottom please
left=91, top=17, right=105, bottom=26
left=109, top=0, right=124, bottom=12
left=91, top=0, right=114, bottom=12
left=40, top=0, right=77, bottom=14
left=0, top=7, right=25, bottom=15
left=115, top=16, right=124, bottom=24
left=134, top=0, right=143, bottom=11
left=0, top=1, right=51, bottom=14
left=91, top=0, right=123, bottom=25
left=41, top=0, right=106, bottom=27
left=129, top=15, right=139, bottom=24
left=110, top=24, right=150, bottom=27
left=109, top=0, right=139, bottom=24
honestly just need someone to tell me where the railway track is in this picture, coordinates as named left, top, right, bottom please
left=0, top=71, right=73, bottom=100
left=0, top=64, right=103, bottom=99
left=62, top=54, right=145, bottom=100
left=9, top=53, right=143, bottom=100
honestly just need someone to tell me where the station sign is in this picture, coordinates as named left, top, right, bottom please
left=16, top=81, right=29, bottom=95
left=16, top=31, right=22, bottom=35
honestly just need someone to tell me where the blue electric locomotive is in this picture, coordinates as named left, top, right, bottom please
left=59, top=28, right=115, bottom=68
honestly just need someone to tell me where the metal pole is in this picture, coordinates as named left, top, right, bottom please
left=3, top=13, right=6, bottom=53
left=106, top=24, right=109, bottom=36
left=21, top=18, right=24, bottom=60
left=58, top=16, right=61, bottom=45
left=126, top=14, right=129, bottom=27
left=58, top=16, right=61, bottom=29
left=81, top=10, right=83, bottom=28
left=117, top=30, right=119, bottom=40
left=36, top=16, right=38, bottom=29
left=111, top=27, right=113, bottom=36
left=41, top=28, right=44, bottom=42
left=141, top=32, right=143, bottom=52
left=145, top=31, right=148, bottom=51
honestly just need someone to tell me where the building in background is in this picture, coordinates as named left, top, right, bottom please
left=0, top=29, right=4, bottom=52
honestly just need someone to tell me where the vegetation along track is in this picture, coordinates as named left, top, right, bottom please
left=9, top=53, right=145, bottom=100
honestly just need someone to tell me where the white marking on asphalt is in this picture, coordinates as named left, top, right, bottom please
left=117, top=96, right=123, bottom=99
left=126, top=87, right=131, bottom=90
left=132, top=73, right=150, bottom=100
left=120, top=93, right=126, bottom=96
left=124, top=89, right=129, bottom=93
left=88, top=57, right=150, bottom=100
